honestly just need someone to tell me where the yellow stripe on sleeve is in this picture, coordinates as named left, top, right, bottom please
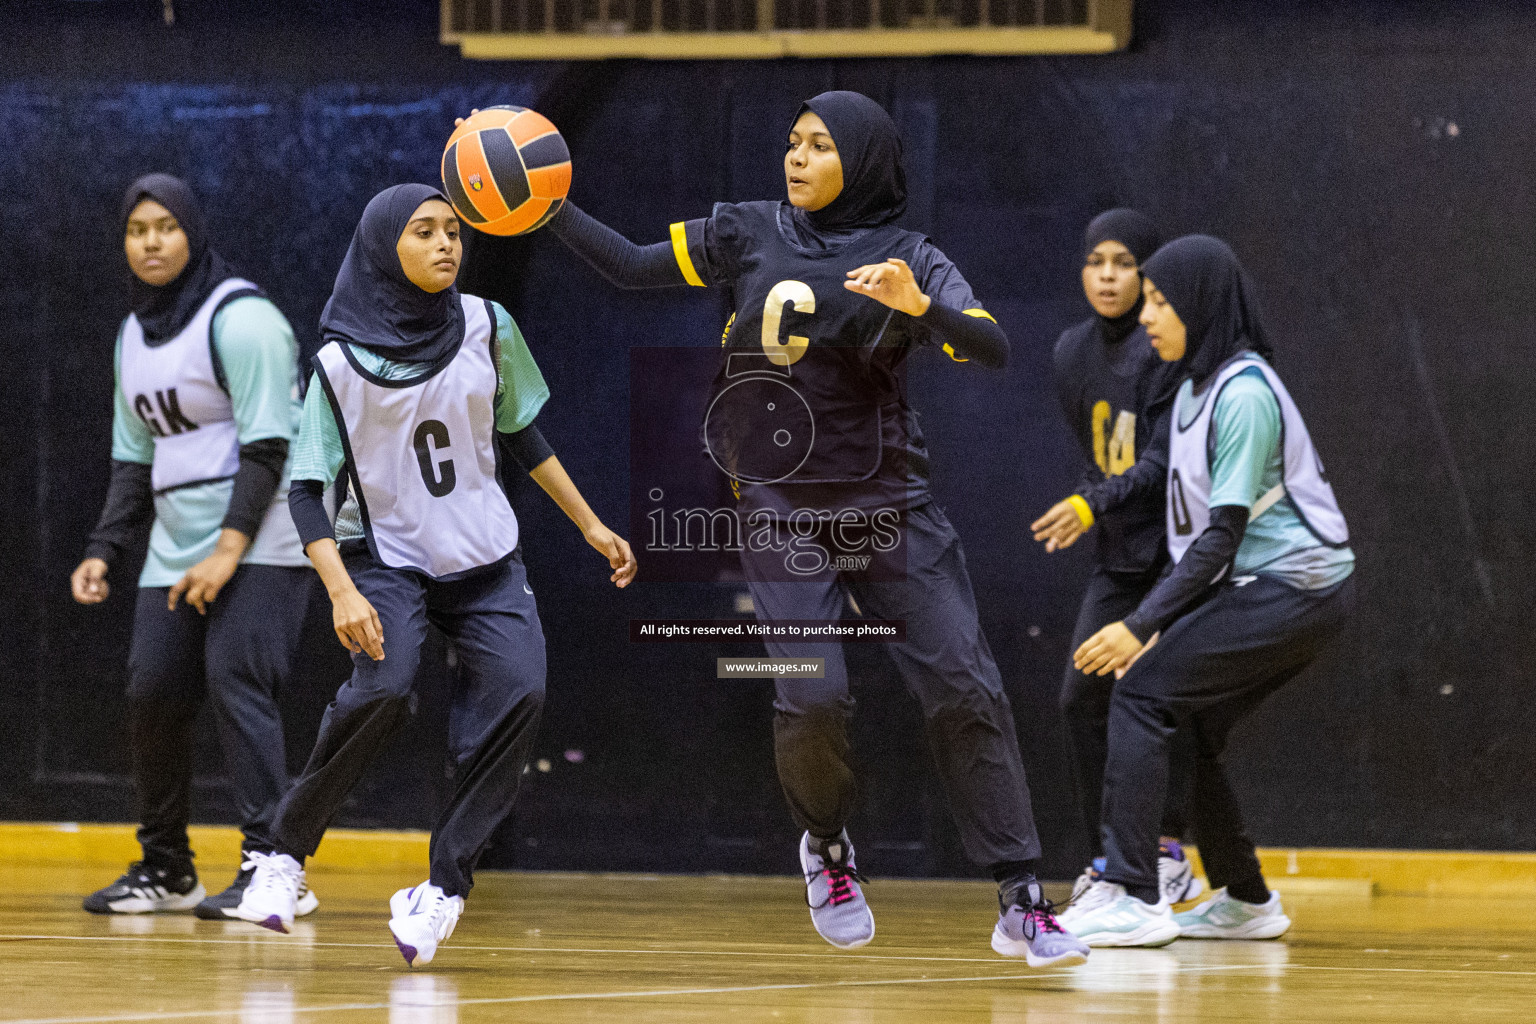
left=1066, top=494, right=1095, bottom=528
left=963, top=307, right=997, bottom=323
left=941, top=343, right=969, bottom=363
left=670, top=221, right=706, bottom=288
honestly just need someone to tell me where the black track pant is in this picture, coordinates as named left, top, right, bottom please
left=1101, top=574, right=1355, bottom=901
left=740, top=502, right=1041, bottom=868
left=268, top=550, right=546, bottom=898
left=128, top=565, right=314, bottom=872
left=1060, top=567, right=1197, bottom=859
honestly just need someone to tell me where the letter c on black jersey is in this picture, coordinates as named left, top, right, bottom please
left=413, top=419, right=457, bottom=497
left=761, top=280, right=814, bottom=366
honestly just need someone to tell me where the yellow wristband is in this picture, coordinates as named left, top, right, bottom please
left=1066, top=494, right=1094, bottom=528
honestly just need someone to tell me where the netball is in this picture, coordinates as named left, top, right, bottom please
left=441, top=105, right=571, bottom=236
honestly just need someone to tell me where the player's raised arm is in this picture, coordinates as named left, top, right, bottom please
left=452, top=107, right=696, bottom=291
left=546, top=202, right=698, bottom=290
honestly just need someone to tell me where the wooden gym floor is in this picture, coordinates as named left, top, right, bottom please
left=2, top=862, right=1534, bottom=1023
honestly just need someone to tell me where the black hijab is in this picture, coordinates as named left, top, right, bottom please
left=1140, top=234, right=1272, bottom=388
left=122, top=174, right=240, bottom=342
left=1083, top=207, right=1161, bottom=345
left=319, top=183, right=465, bottom=364
left=794, top=91, right=907, bottom=233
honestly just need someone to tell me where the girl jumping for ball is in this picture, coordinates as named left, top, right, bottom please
left=1064, top=235, right=1355, bottom=947
left=235, top=184, right=636, bottom=967
left=478, top=91, right=1088, bottom=967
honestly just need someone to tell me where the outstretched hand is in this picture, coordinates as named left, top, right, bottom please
left=845, top=258, right=931, bottom=317
left=1031, top=499, right=1091, bottom=552
left=584, top=523, right=638, bottom=588
left=453, top=108, right=481, bottom=128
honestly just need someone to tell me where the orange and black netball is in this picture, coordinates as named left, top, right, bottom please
left=441, top=106, right=571, bottom=236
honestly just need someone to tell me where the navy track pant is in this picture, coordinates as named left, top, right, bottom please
left=1060, top=566, right=1197, bottom=859
left=128, top=564, right=315, bottom=871
left=1101, top=573, right=1355, bottom=900
left=739, top=501, right=1041, bottom=868
left=269, top=549, right=546, bottom=897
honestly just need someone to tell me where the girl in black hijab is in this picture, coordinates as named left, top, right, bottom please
left=121, top=173, right=241, bottom=341
left=317, top=182, right=467, bottom=364
left=236, top=183, right=634, bottom=967
left=1066, top=236, right=1354, bottom=946
left=467, top=91, right=1088, bottom=966
left=1029, top=209, right=1202, bottom=910
left=72, top=174, right=318, bottom=921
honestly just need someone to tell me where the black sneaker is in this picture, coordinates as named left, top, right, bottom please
left=195, top=857, right=321, bottom=920
left=83, top=861, right=205, bottom=915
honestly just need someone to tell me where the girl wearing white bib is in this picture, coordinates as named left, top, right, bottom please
left=235, top=185, right=635, bottom=968
left=1065, top=236, right=1355, bottom=948
left=71, top=175, right=318, bottom=921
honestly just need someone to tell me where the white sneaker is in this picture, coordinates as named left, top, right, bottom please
left=1173, top=889, right=1291, bottom=939
left=1158, top=840, right=1205, bottom=905
left=1065, top=881, right=1180, bottom=948
left=388, top=882, right=464, bottom=967
left=232, top=851, right=304, bottom=934
left=1069, top=859, right=1104, bottom=903
left=1059, top=871, right=1117, bottom=928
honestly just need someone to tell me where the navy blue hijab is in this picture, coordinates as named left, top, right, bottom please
left=1083, top=207, right=1161, bottom=345
left=122, top=174, right=239, bottom=342
left=320, top=183, right=465, bottom=364
left=1140, top=234, right=1272, bottom=388
left=794, top=91, right=907, bottom=233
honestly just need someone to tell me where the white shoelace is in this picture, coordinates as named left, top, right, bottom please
left=1072, top=880, right=1121, bottom=915
left=245, top=851, right=302, bottom=903
left=420, top=891, right=455, bottom=937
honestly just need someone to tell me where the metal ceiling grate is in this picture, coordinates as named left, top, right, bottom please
left=442, top=0, right=1130, bottom=58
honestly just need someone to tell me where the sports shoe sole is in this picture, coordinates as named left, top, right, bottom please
left=1176, top=914, right=1291, bottom=940
left=205, top=888, right=319, bottom=920
left=229, top=905, right=293, bottom=933
left=990, top=926, right=1090, bottom=968
left=388, top=920, right=434, bottom=967
left=798, top=839, right=874, bottom=950
left=1078, top=918, right=1182, bottom=948
left=92, top=883, right=208, bottom=915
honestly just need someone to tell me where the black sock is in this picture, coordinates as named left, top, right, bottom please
left=991, top=860, right=1040, bottom=908
left=809, top=831, right=850, bottom=863
left=1226, top=878, right=1270, bottom=905
left=1126, top=882, right=1161, bottom=905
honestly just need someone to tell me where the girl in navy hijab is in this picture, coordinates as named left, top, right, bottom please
left=1030, top=208, right=1201, bottom=910
left=1066, top=236, right=1354, bottom=947
left=235, top=183, right=635, bottom=967
left=464, top=90, right=1088, bottom=966
left=73, top=173, right=315, bottom=922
